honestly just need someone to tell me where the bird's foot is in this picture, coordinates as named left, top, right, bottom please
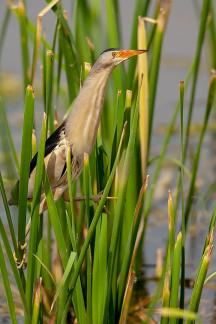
left=92, top=191, right=118, bottom=205
left=72, top=191, right=117, bottom=203
left=13, top=242, right=27, bottom=269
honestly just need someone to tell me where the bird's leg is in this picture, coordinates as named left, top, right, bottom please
left=63, top=190, right=117, bottom=203
left=26, top=191, right=117, bottom=236
left=13, top=242, right=27, bottom=269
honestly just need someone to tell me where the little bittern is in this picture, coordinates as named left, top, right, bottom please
left=11, top=48, right=147, bottom=213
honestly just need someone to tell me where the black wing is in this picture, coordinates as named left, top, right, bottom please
left=29, top=121, right=66, bottom=175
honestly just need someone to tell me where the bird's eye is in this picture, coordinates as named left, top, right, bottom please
left=112, top=52, right=120, bottom=59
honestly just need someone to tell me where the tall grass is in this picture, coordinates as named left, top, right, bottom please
left=0, top=0, right=216, bottom=323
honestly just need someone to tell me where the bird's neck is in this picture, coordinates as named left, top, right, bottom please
left=65, top=66, right=113, bottom=155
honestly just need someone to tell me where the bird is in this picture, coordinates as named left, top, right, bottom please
left=10, top=48, right=147, bottom=214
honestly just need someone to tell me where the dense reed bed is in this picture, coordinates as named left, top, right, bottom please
left=0, top=0, right=216, bottom=323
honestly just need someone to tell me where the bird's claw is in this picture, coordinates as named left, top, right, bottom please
left=90, top=191, right=117, bottom=203
left=20, top=242, right=27, bottom=250
left=13, top=243, right=27, bottom=269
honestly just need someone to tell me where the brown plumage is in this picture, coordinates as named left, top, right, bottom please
left=10, top=49, right=147, bottom=213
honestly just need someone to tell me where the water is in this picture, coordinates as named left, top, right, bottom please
left=0, top=1, right=215, bottom=323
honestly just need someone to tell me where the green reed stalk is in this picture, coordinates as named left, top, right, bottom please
left=127, top=0, right=150, bottom=86
left=56, top=26, right=63, bottom=104
left=138, top=16, right=149, bottom=180
left=179, top=80, right=186, bottom=319
left=161, top=269, right=170, bottom=324
left=161, top=192, right=175, bottom=324
left=83, top=153, right=93, bottom=323
left=105, top=0, right=120, bottom=47
left=130, top=0, right=150, bottom=49
left=108, top=90, right=122, bottom=171
left=170, top=232, right=182, bottom=324
left=184, top=71, right=216, bottom=228
left=158, top=309, right=199, bottom=323
left=66, top=150, right=87, bottom=324
left=0, top=8, right=10, bottom=64
left=186, top=244, right=213, bottom=324
left=116, top=91, right=132, bottom=175
left=45, top=50, right=55, bottom=131
left=115, top=90, right=124, bottom=156
left=0, top=98, right=19, bottom=171
left=44, top=173, right=73, bottom=323
left=0, top=240, right=17, bottom=324
left=92, top=215, right=108, bottom=324
left=148, top=0, right=172, bottom=149
left=44, top=173, right=68, bottom=264
left=179, top=80, right=185, bottom=232
left=144, top=104, right=178, bottom=217
left=208, top=2, right=216, bottom=68
left=51, top=252, right=76, bottom=310
left=45, top=0, right=78, bottom=62
left=203, top=207, right=216, bottom=252
left=68, top=122, right=126, bottom=295
left=32, top=278, right=42, bottom=324
left=0, top=172, right=17, bottom=253
left=118, top=181, right=147, bottom=310
left=184, top=0, right=211, bottom=158
left=202, top=206, right=216, bottom=275
left=105, top=0, right=123, bottom=91
left=119, top=271, right=136, bottom=324
left=106, top=89, right=140, bottom=319
left=17, top=85, right=34, bottom=262
left=143, top=61, right=193, bottom=226
left=73, top=2, right=92, bottom=63
left=47, top=1, right=80, bottom=103
left=58, top=26, right=79, bottom=103
left=66, top=149, right=77, bottom=250
left=1, top=1, right=216, bottom=322
left=147, top=3, right=161, bottom=50
left=61, top=122, right=126, bottom=319
left=185, top=189, right=215, bottom=324
left=25, top=113, right=46, bottom=315
left=145, top=246, right=169, bottom=323
left=0, top=214, right=30, bottom=320
left=168, top=191, right=175, bottom=261
left=16, top=2, right=30, bottom=90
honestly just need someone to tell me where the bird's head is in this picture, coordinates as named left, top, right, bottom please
left=96, top=48, right=148, bottom=68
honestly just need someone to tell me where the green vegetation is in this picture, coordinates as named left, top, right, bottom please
left=0, top=0, right=216, bottom=323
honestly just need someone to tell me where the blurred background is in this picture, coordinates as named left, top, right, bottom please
left=0, top=1, right=216, bottom=323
